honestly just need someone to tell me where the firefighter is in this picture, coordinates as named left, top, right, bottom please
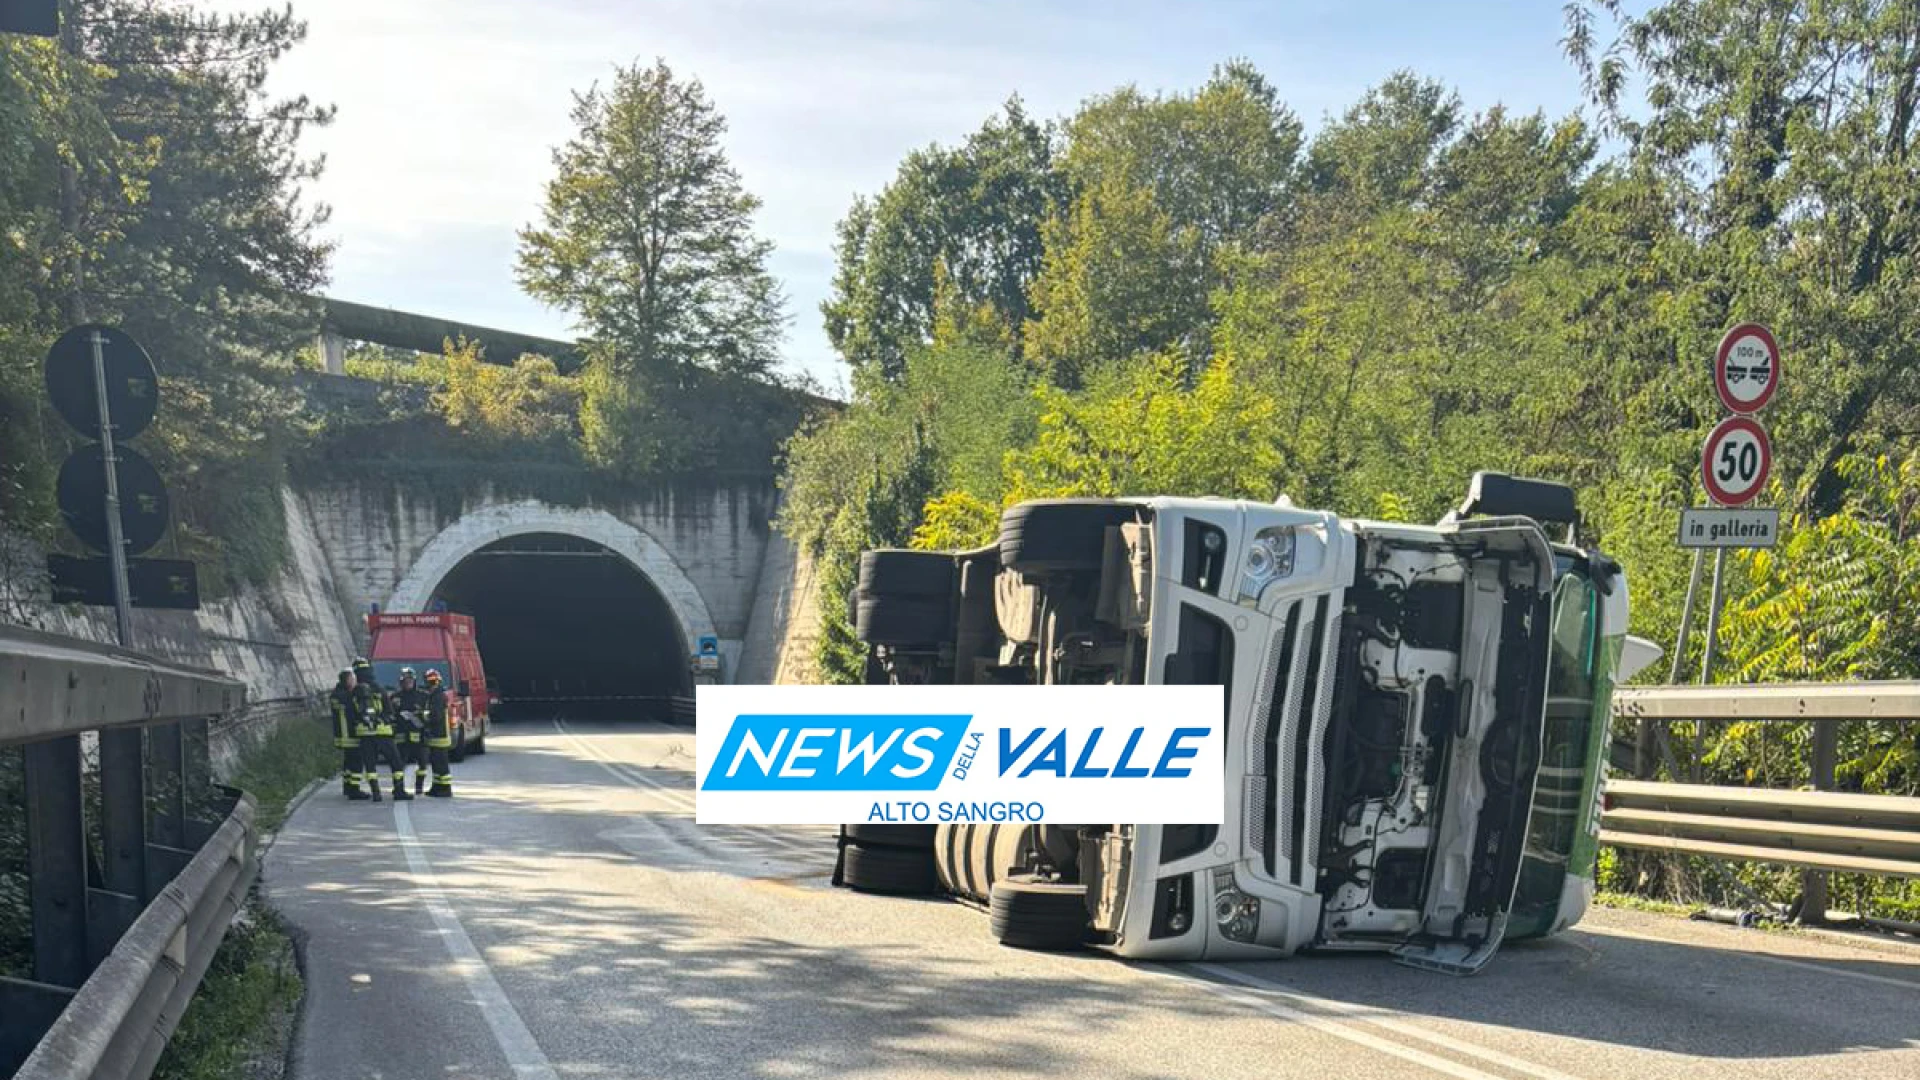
left=330, top=668, right=368, bottom=800
left=422, top=668, right=455, bottom=797
left=392, top=667, right=431, bottom=795
left=352, top=657, right=411, bottom=802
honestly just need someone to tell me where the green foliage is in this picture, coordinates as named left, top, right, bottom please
left=780, top=344, right=1036, bottom=680
left=787, top=12, right=1920, bottom=917
left=1023, top=175, right=1207, bottom=386
left=823, top=101, right=1060, bottom=377
left=226, top=713, right=339, bottom=832
left=149, top=902, right=300, bottom=1080
left=0, top=1, right=332, bottom=596
left=1004, top=355, right=1282, bottom=502
left=434, top=341, right=581, bottom=454
left=516, top=58, right=796, bottom=476
left=518, top=58, right=783, bottom=378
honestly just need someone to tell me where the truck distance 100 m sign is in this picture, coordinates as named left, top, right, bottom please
left=1682, top=323, right=1781, bottom=550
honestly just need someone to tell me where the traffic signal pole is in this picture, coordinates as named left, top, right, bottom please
left=88, top=328, right=135, bottom=647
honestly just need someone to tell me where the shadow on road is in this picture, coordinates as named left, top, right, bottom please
left=279, top=722, right=1920, bottom=1077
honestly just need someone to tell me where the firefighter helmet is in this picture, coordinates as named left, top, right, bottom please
left=424, top=669, right=443, bottom=684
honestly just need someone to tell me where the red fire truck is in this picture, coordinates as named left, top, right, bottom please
left=367, top=612, right=493, bottom=759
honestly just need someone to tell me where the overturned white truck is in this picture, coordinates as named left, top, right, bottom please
left=833, top=473, right=1656, bottom=974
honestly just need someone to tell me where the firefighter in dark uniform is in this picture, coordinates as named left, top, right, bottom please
left=392, top=667, right=431, bottom=795
left=422, top=668, right=455, bottom=797
left=352, top=657, right=411, bottom=801
left=330, top=668, right=368, bottom=800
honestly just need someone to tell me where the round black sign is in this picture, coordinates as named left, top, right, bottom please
left=44, top=325, right=159, bottom=440
left=56, top=444, right=171, bottom=556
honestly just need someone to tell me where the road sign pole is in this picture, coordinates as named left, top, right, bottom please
left=89, top=329, right=135, bottom=648
left=1699, top=546, right=1728, bottom=686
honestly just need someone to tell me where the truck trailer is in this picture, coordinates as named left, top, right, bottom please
left=835, top=473, right=1657, bottom=974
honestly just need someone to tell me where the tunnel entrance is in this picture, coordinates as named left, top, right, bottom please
left=428, top=532, right=692, bottom=721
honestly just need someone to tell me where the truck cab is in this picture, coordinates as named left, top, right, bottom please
left=367, top=612, right=493, bottom=759
left=847, top=474, right=1645, bottom=973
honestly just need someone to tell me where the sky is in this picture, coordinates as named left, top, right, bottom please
left=214, top=0, right=1599, bottom=391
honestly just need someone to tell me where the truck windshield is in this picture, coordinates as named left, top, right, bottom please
left=371, top=660, right=445, bottom=689
left=1510, top=571, right=1600, bottom=934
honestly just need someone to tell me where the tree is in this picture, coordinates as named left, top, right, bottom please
left=518, top=58, right=784, bottom=382
left=1022, top=175, right=1207, bottom=386
left=822, top=100, right=1058, bottom=377
left=1021, top=62, right=1303, bottom=384
left=1565, top=0, right=1920, bottom=517
left=1, top=1, right=334, bottom=592
left=1062, top=59, right=1302, bottom=247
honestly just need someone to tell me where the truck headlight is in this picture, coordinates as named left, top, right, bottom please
left=1213, top=885, right=1262, bottom=943
left=1237, top=527, right=1297, bottom=606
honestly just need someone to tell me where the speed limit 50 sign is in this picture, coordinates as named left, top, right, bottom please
left=1701, top=415, right=1772, bottom=506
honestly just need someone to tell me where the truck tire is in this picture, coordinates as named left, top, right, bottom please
left=858, top=549, right=955, bottom=598
left=450, top=726, right=468, bottom=763
left=842, top=823, right=937, bottom=848
left=989, top=876, right=1091, bottom=950
left=469, top=734, right=486, bottom=756
left=853, top=595, right=950, bottom=647
left=841, top=841, right=940, bottom=896
left=998, top=500, right=1138, bottom=574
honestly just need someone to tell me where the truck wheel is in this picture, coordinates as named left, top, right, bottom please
left=854, top=595, right=951, bottom=647
left=450, top=728, right=467, bottom=763
left=842, top=823, right=937, bottom=848
left=989, top=876, right=1090, bottom=950
left=858, top=549, right=955, bottom=598
left=470, top=734, right=487, bottom=756
left=841, top=841, right=940, bottom=896
left=998, top=500, right=1138, bottom=575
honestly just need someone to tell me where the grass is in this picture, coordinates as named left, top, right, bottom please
left=151, top=906, right=303, bottom=1080
left=226, top=714, right=338, bottom=833
left=1594, top=891, right=1699, bottom=918
left=151, top=712, right=336, bottom=1080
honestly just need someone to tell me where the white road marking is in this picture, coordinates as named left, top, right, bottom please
left=1145, top=964, right=1507, bottom=1080
left=1581, top=923, right=1920, bottom=992
left=1192, top=962, right=1587, bottom=1080
left=553, top=719, right=825, bottom=857
left=394, top=801, right=559, bottom=1080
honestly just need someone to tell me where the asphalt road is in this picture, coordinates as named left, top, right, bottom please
left=265, top=720, right=1920, bottom=1080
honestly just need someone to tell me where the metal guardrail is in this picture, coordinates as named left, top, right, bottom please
left=14, top=794, right=255, bottom=1080
left=0, top=623, right=250, bottom=1079
left=1601, top=781, right=1920, bottom=878
left=1604, top=681, right=1920, bottom=914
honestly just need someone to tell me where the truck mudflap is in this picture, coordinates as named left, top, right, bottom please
left=1391, top=913, right=1509, bottom=976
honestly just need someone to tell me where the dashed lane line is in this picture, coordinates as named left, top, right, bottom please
left=394, top=800, right=559, bottom=1080
left=551, top=718, right=826, bottom=857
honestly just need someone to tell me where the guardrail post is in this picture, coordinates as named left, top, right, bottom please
left=99, top=728, right=147, bottom=894
left=146, top=720, right=191, bottom=899
left=180, top=717, right=215, bottom=847
left=23, top=735, right=88, bottom=989
left=1800, top=722, right=1839, bottom=923
left=88, top=727, right=148, bottom=965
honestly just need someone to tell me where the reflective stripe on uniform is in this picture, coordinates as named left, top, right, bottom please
left=426, top=738, right=453, bottom=749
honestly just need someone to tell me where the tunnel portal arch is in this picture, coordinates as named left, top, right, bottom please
left=386, top=501, right=718, bottom=677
